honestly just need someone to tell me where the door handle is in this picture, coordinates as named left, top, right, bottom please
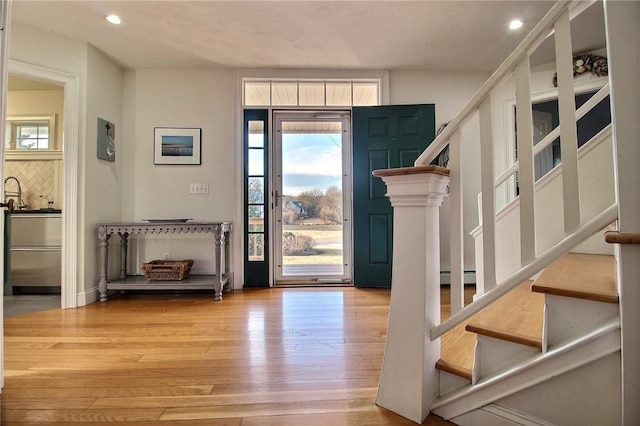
left=0, top=199, right=15, bottom=212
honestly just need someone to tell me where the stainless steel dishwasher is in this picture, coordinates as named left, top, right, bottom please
left=6, top=211, right=62, bottom=293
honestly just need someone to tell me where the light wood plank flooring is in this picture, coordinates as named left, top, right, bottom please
left=2, top=287, right=457, bottom=425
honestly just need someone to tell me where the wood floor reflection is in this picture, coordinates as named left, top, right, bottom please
left=2, top=287, right=456, bottom=425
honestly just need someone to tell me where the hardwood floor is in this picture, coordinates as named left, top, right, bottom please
left=2, top=287, right=457, bottom=425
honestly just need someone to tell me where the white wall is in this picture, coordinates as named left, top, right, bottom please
left=390, top=70, right=489, bottom=273
left=390, top=70, right=489, bottom=126
left=83, top=45, right=124, bottom=299
left=7, top=89, right=64, bottom=148
left=123, top=69, right=235, bottom=276
left=9, top=23, right=88, bottom=81
left=8, top=22, right=491, bottom=295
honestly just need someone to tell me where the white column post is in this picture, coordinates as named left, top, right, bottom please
left=374, top=167, right=450, bottom=424
left=604, top=1, right=640, bottom=424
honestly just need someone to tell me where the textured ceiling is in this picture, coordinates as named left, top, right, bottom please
left=10, top=0, right=568, bottom=72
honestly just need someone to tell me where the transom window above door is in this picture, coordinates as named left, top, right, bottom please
left=243, top=79, right=380, bottom=107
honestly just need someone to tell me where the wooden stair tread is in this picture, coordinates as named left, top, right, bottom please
left=437, top=282, right=544, bottom=380
left=466, top=281, right=544, bottom=349
left=531, top=253, right=618, bottom=303
left=438, top=254, right=617, bottom=382
left=437, top=321, right=475, bottom=380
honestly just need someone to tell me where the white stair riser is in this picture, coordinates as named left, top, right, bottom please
left=545, top=295, right=619, bottom=347
left=478, top=335, right=540, bottom=378
left=440, top=369, right=472, bottom=395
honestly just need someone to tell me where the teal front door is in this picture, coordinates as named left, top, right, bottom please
left=352, top=104, right=436, bottom=288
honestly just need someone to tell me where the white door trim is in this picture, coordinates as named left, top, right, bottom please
left=8, top=60, right=79, bottom=309
left=272, top=110, right=353, bottom=284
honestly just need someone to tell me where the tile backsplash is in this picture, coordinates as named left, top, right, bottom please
left=4, top=160, right=60, bottom=209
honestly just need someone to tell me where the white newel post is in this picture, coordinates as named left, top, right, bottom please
left=373, top=166, right=450, bottom=424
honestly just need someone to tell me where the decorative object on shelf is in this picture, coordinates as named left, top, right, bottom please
left=553, top=52, right=608, bottom=87
left=154, top=127, right=201, bottom=165
left=142, top=259, right=194, bottom=281
left=142, top=218, right=193, bottom=223
left=97, top=118, right=116, bottom=161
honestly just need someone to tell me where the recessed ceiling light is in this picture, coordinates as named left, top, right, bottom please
left=106, top=14, right=121, bottom=25
left=509, top=19, right=523, bottom=30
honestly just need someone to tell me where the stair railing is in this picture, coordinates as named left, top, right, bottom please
left=605, top=232, right=640, bottom=245
left=412, top=0, right=619, bottom=340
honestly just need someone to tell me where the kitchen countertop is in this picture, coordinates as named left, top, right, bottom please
left=9, top=209, right=62, bottom=214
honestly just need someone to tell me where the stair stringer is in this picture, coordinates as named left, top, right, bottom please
left=488, top=352, right=621, bottom=425
left=431, top=320, right=620, bottom=420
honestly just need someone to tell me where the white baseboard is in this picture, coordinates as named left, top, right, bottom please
left=76, top=285, right=99, bottom=307
left=440, top=271, right=476, bottom=285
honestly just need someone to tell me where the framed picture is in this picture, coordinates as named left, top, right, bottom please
left=154, top=127, right=201, bottom=165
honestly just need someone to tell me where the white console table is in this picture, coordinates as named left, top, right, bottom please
left=97, top=221, right=232, bottom=302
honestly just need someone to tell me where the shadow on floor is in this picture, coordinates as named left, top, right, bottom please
left=3, top=295, right=61, bottom=317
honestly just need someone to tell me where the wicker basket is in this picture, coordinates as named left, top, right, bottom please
left=141, top=259, right=194, bottom=281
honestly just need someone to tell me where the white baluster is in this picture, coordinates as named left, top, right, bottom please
left=554, top=10, right=581, bottom=234
left=515, top=58, right=536, bottom=265
left=479, top=98, right=497, bottom=291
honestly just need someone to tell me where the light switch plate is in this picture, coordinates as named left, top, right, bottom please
left=190, top=183, right=209, bottom=194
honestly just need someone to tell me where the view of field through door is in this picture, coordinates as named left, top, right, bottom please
left=273, top=112, right=352, bottom=284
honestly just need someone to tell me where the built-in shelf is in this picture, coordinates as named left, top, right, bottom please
left=104, top=274, right=225, bottom=291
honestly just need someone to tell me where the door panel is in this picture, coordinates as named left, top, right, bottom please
left=352, top=104, right=435, bottom=288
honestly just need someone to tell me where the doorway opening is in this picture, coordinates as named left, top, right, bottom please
left=239, top=73, right=386, bottom=288
left=273, top=111, right=352, bottom=285
left=4, top=60, right=80, bottom=311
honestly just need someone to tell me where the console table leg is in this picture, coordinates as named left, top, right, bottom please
left=221, top=228, right=231, bottom=293
left=214, top=227, right=223, bottom=301
left=119, top=233, right=129, bottom=279
left=98, top=226, right=111, bottom=302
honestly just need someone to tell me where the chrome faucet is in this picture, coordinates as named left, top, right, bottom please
left=4, top=176, right=27, bottom=210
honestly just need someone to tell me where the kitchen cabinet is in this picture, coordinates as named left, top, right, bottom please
left=5, top=210, right=62, bottom=293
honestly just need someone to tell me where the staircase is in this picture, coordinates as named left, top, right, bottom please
left=434, top=253, right=621, bottom=424
left=373, top=1, right=640, bottom=424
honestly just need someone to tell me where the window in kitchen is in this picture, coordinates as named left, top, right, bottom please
left=5, top=114, right=55, bottom=150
